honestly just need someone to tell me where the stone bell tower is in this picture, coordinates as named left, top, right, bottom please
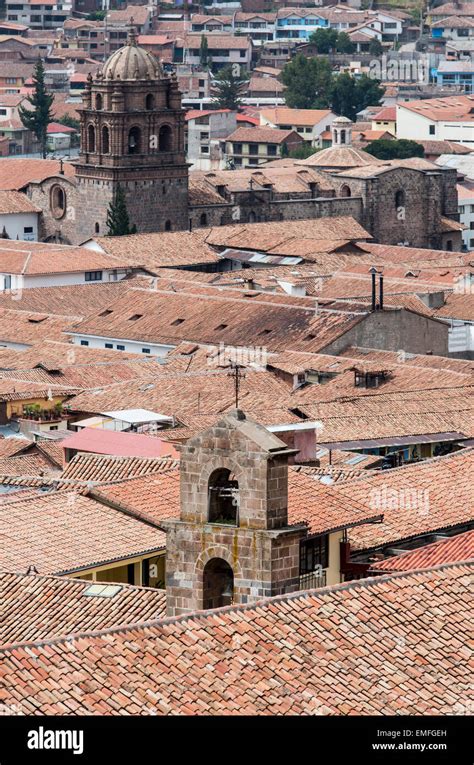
left=331, top=115, right=353, bottom=147
left=163, top=410, right=308, bottom=617
left=74, top=26, right=189, bottom=242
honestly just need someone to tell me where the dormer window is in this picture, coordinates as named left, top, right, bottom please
left=354, top=369, right=391, bottom=388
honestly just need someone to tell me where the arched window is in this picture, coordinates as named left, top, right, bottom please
left=165, top=220, right=172, bottom=231
left=248, top=211, right=257, bottom=223
left=158, top=124, right=172, bottom=152
left=102, top=125, right=110, bottom=154
left=340, top=184, right=351, bottom=197
left=340, top=129, right=346, bottom=144
left=50, top=184, right=66, bottom=220
left=95, top=93, right=103, bottom=110
left=208, top=468, right=239, bottom=525
left=87, top=124, right=95, bottom=152
left=395, top=189, right=405, bottom=209
left=203, top=558, right=234, bottom=610
left=95, top=222, right=100, bottom=234
left=145, top=93, right=154, bottom=110
left=200, top=212, right=207, bottom=226
left=128, top=126, right=141, bottom=154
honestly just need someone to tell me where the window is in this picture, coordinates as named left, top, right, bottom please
left=105, top=343, right=113, bottom=349
left=128, top=126, right=141, bottom=154
left=340, top=184, right=351, bottom=198
left=158, top=124, right=172, bottom=151
left=85, top=271, right=102, bottom=281
left=87, top=123, right=95, bottom=152
left=200, top=212, right=207, bottom=225
left=142, top=348, right=151, bottom=354
left=446, top=239, right=453, bottom=251
left=299, top=535, right=329, bottom=574
left=95, top=93, right=102, bottom=110
left=429, top=124, right=435, bottom=135
left=395, top=189, right=405, bottom=209
left=267, top=144, right=277, bottom=156
left=80, top=340, right=89, bottom=346
left=248, top=143, right=258, bottom=155
left=50, top=184, right=66, bottom=219
left=23, top=226, right=33, bottom=233
left=165, top=220, right=172, bottom=231
left=116, top=344, right=125, bottom=351
left=129, top=314, right=143, bottom=321
left=101, top=125, right=109, bottom=154
left=95, top=222, right=100, bottom=234
left=145, top=93, right=154, bottom=110
left=233, top=142, right=243, bottom=154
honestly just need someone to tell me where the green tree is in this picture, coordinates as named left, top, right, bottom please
left=200, top=34, right=209, bottom=68
left=211, top=65, right=249, bottom=110
left=309, top=28, right=339, bottom=54
left=288, top=144, right=320, bottom=159
left=366, top=138, right=424, bottom=160
left=106, top=185, right=137, bottom=237
left=336, top=32, right=355, bottom=54
left=87, top=10, right=105, bottom=20
left=280, top=142, right=289, bottom=158
left=281, top=54, right=332, bottom=109
left=19, top=58, right=54, bottom=158
left=368, top=38, right=383, bottom=56
left=330, top=72, right=384, bottom=120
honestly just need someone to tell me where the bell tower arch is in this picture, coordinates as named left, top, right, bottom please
left=163, top=410, right=308, bottom=617
left=75, top=25, right=189, bottom=241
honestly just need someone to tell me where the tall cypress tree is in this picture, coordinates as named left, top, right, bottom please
left=200, top=34, right=209, bottom=68
left=106, top=185, right=137, bottom=236
left=19, top=58, right=54, bottom=159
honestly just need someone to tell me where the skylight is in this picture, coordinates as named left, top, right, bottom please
left=83, top=584, right=122, bottom=598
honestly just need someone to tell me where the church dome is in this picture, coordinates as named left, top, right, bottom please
left=101, top=27, right=163, bottom=81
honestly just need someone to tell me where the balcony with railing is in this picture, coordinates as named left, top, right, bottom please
left=299, top=568, right=327, bottom=590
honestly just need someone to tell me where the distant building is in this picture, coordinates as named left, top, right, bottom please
left=186, top=109, right=237, bottom=171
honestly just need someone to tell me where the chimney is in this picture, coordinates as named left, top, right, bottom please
left=370, top=266, right=377, bottom=311
left=379, top=272, right=384, bottom=310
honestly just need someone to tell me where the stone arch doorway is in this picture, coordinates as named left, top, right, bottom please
left=203, top=558, right=234, bottom=609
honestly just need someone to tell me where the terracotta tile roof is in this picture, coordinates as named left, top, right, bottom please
left=400, top=94, right=474, bottom=123
left=0, top=437, right=32, bottom=458
left=0, top=307, right=75, bottom=346
left=106, top=5, right=151, bottom=25
left=334, top=449, right=474, bottom=552
left=0, top=189, right=40, bottom=214
left=60, top=454, right=179, bottom=483
left=65, top=286, right=366, bottom=355
left=0, top=279, right=149, bottom=320
left=35, top=439, right=64, bottom=469
left=0, top=491, right=166, bottom=575
left=0, top=158, right=74, bottom=190
left=247, top=77, right=285, bottom=94
left=434, top=293, right=474, bottom=322
left=0, top=452, right=59, bottom=476
left=0, top=357, right=165, bottom=389
left=372, top=106, right=396, bottom=121
left=298, top=145, right=382, bottom=169
left=184, top=34, right=251, bottom=50
left=369, top=529, right=474, bottom=573
left=292, top=464, right=367, bottom=482
left=204, top=217, right=371, bottom=251
left=431, top=2, right=474, bottom=15
left=0, top=562, right=470, bottom=714
left=91, top=230, right=221, bottom=268
left=0, top=571, right=167, bottom=649
left=260, top=107, right=332, bottom=127
left=0, top=244, right=130, bottom=276
left=225, top=126, right=298, bottom=144
left=340, top=346, right=474, bottom=374
left=432, top=13, right=474, bottom=27
left=91, top=465, right=381, bottom=536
